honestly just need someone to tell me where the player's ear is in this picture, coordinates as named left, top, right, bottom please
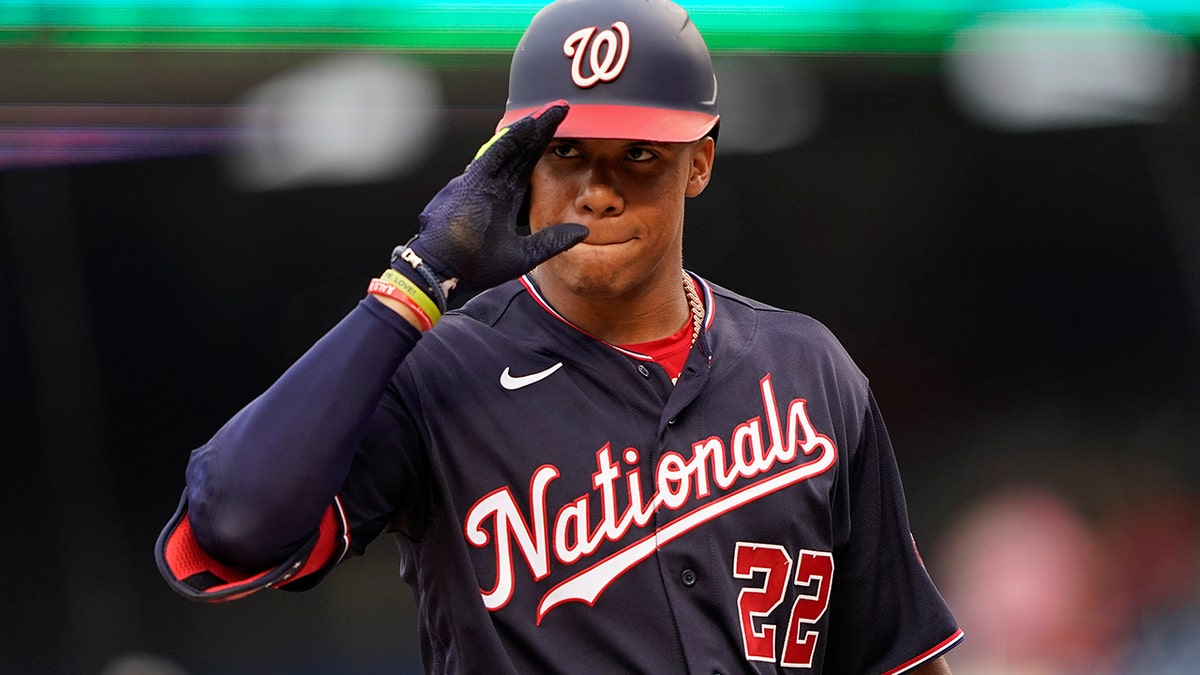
left=685, top=136, right=715, bottom=198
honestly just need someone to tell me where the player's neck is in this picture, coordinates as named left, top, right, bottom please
left=530, top=267, right=692, bottom=345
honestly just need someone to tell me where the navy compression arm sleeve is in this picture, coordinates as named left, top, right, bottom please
left=185, top=296, right=422, bottom=570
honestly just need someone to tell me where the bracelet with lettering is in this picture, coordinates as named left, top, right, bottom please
left=367, top=278, right=435, bottom=331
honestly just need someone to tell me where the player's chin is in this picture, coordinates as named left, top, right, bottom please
left=550, top=248, right=640, bottom=296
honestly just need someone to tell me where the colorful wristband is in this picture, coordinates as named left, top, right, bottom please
left=367, top=278, right=435, bottom=331
left=379, top=268, right=442, bottom=324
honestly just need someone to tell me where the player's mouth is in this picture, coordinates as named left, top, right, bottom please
left=579, top=240, right=631, bottom=247
left=578, top=234, right=636, bottom=247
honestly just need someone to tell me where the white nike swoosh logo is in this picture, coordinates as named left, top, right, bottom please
left=500, top=362, right=564, bottom=390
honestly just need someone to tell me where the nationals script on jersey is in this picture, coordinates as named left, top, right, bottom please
left=304, top=272, right=962, bottom=674
left=467, top=371, right=836, bottom=623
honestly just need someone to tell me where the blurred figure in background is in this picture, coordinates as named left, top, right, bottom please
left=937, top=480, right=1200, bottom=675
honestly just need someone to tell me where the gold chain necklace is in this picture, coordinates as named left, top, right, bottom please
left=683, top=270, right=704, bottom=345
left=529, top=268, right=702, bottom=344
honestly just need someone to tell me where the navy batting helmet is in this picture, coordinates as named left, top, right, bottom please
left=497, top=0, right=719, bottom=143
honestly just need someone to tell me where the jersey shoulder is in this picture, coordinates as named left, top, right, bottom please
left=449, top=279, right=529, bottom=328
left=707, top=280, right=861, bottom=372
left=411, top=279, right=531, bottom=346
left=709, top=279, right=834, bottom=330
left=398, top=280, right=546, bottom=369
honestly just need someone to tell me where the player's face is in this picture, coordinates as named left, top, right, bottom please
left=528, top=136, right=714, bottom=300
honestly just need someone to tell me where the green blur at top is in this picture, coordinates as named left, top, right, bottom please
left=0, top=0, right=1197, bottom=52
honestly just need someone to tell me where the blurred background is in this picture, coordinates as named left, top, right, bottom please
left=2, top=1, right=1199, bottom=673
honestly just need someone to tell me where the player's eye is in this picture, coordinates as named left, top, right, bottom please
left=549, top=143, right=582, bottom=159
left=625, top=146, right=658, bottom=162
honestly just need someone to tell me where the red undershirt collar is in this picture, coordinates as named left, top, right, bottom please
left=520, top=274, right=703, bottom=382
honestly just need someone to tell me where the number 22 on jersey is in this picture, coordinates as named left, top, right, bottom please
left=734, top=542, right=835, bottom=669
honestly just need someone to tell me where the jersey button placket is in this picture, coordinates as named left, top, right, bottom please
left=680, top=568, right=698, bottom=587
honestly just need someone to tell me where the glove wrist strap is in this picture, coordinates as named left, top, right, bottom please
left=390, top=244, right=450, bottom=314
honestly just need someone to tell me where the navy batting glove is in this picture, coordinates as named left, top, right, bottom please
left=391, top=102, right=588, bottom=309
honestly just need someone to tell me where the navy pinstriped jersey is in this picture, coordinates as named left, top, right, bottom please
left=158, top=271, right=962, bottom=673
left=319, top=272, right=960, bottom=673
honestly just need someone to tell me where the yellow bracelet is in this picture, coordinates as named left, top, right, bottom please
left=368, top=278, right=435, bottom=330
left=380, top=269, right=443, bottom=324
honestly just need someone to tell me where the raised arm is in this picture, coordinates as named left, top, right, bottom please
left=158, top=104, right=587, bottom=590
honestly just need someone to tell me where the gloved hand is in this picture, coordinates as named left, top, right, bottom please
left=391, top=102, right=589, bottom=310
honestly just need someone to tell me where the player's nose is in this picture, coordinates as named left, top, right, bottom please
left=575, top=163, right=624, bottom=217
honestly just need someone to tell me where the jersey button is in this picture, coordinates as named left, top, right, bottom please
left=637, top=364, right=651, bottom=378
left=680, top=568, right=698, bottom=587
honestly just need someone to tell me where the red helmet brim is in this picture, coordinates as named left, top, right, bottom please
left=498, top=103, right=718, bottom=143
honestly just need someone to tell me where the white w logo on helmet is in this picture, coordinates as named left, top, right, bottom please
left=562, top=21, right=631, bottom=89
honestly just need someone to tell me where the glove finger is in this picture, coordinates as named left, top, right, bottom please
left=519, top=222, right=589, bottom=268
left=471, top=103, right=568, bottom=184
left=471, top=101, right=567, bottom=162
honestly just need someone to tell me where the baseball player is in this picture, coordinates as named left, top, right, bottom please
left=156, top=0, right=963, bottom=672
